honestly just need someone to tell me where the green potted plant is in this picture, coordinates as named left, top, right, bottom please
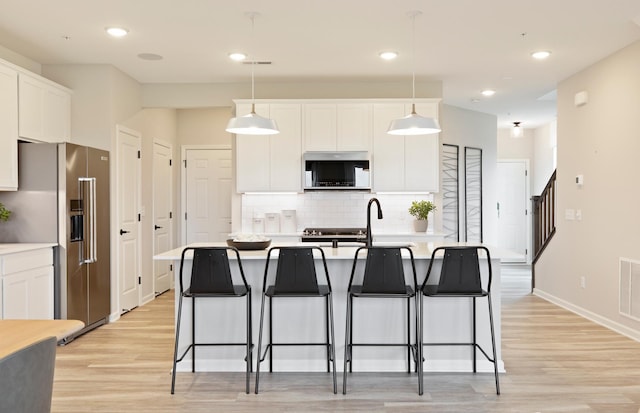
left=0, top=202, right=11, bottom=222
left=408, top=200, right=436, bottom=232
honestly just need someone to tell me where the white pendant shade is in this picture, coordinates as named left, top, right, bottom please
left=387, top=11, right=441, bottom=137
left=387, top=112, right=441, bottom=135
left=226, top=111, right=280, bottom=135
left=225, top=12, right=279, bottom=136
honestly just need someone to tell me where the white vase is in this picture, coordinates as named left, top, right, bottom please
left=413, top=219, right=428, bottom=232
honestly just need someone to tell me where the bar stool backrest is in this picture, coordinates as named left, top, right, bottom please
left=273, top=248, right=320, bottom=294
left=437, top=247, right=483, bottom=293
left=361, top=247, right=407, bottom=293
left=186, top=248, right=236, bottom=294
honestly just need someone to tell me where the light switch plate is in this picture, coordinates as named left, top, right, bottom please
left=565, top=209, right=575, bottom=220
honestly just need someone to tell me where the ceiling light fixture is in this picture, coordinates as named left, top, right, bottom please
left=105, top=27, right=129, bottom=38
left=511, top=121, right=523, bottom=138
left=481, top=89, right=496, bottom=97
left=229, top=52, right=247, bottom=61
left=531, top=50, right=551, bottom=60
left=226, top=12, right=279, bottom=136
left=387, top=11, right=441, bottom=136
left=379, top=51, right=398, bottom=60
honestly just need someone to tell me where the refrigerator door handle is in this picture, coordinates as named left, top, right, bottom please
left=79, top=177, right=97, bottom=264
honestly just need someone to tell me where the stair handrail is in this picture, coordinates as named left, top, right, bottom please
left=532, top=170, right=557, bottom=265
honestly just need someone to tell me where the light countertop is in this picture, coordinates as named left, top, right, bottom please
left=155, top=241, right=518, bottom=261
left=0, top=243, right=57, bottom=256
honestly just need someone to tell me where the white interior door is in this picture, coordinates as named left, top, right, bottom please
left=117, top=126, right=141, bottom=312
left=153, top=141, right=172, bottom=295
left=496, top=160, right=528, bottom=262
left=185, top=149, right=232, bottom=243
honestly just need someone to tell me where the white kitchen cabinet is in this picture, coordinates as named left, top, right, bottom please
left=1, top=247, right=54, bottom=319
left=18, top=72, right=71, bottom=143
left=0, top=63, right=18, bottom=191
left=303, top=103, right=371, bottom=152
left=235, top=102, right=302, bottom=192
left=372, top=102, right=439, bottom=192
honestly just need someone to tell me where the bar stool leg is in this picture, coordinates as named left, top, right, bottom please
left=342, top=292, right=352, bottom=394
left=406, top=296, right=410, bottom=374
left=269, top=296, right=273, bottom=373
left=328, top=292, right=337, bottom=394
left=488, top=293, right=500, bottom=395
left=245, top=290, right=251, bottom=394
left=191, top=296, right=196, bottom=373
left=418, top=294, right=424, bottom=396
left=255, top=293, right=267, bottom=394
left=472, top=297, right=477, bottom=373
left=171, top=293, right=184, bottom=394
left=325, top=295, right=330, bottom=372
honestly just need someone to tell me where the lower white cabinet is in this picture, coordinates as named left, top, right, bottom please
left=1, top=247, right=54, bottom=319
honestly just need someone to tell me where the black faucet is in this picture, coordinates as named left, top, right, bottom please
left=366, top=197, right=383, bottom=247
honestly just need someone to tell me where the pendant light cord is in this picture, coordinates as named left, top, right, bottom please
left=409, top=11, right=421, bottom=115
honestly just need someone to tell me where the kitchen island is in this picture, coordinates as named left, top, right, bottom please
left=154, top=242, right=507, bottom=373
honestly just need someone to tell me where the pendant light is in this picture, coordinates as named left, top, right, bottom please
left=387, top=10, right=441, bottom=136
left=226, top=12, right=279, bottom=135
left=511, top=121, right=523, bottom=138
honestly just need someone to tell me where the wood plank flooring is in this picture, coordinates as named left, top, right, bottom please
left=50, top=267, right=640, bottom=412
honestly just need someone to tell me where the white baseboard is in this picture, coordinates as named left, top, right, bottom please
left=533, top=288, right=640, bottom=343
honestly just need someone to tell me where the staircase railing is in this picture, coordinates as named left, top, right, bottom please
left=532, top=170, right=557, bottom=270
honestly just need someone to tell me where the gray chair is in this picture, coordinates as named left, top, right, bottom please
left=0, top=335, right=57, bottom=413
left=419, top=246, right=500, bottom=395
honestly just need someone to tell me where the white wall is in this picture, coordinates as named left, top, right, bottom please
left=532, top=120, right=557, bottom=194
left=535, top=40, right=640, bottom=340
left=439, top=104, right=498, bottom=245
left=143, top=80, right=443, bottom=108
left=497, top=128, right=534, bottom=160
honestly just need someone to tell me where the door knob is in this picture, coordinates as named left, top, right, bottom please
left=154, top=225, right=163, bottom=230
left=119, top=229, right=130, bottom=235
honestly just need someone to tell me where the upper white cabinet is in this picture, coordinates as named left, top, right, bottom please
left=18, top=72, right=71, bottom=143
left=372, top=102, right=440, bottom=192
left=303, top=103, right=371, bottom=152
left=235, top=102, right=302, bottom=192
left=235, top=99, right=439, bottom=193
left=0, top=63, right=18, bottom=191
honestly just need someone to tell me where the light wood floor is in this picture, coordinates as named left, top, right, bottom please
left=51, top=267, right=640, bottom=412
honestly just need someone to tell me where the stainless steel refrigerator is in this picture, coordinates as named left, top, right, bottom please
left=0, top=142, right=110, bottom=336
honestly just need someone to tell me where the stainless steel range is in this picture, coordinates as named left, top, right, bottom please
left=301, top=227, right=367, bottom=243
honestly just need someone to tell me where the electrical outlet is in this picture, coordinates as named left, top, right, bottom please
left=580, top=276, right=586, bottom=289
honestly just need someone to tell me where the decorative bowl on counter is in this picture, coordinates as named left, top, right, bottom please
left=226, top=238, right=271, bottom=251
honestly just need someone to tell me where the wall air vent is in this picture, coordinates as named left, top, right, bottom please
left=619, top=257, right=640, bottom=321
left=242, top=61, right=272, bottom=65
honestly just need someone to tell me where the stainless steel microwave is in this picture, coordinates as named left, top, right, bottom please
left=303, top=151, right=370, bottom=190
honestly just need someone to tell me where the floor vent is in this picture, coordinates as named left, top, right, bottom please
left=619, top=258, right=640, bottom=321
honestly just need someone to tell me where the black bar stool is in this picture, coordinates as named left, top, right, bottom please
left=343, top=246, right=419, bottom=394
left=419, top=246, right=500, bottom=395
left=171, top=246, right=252, bottom=394
left=255, top=246, right=337, bottom=394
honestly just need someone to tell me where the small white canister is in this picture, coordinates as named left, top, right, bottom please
left=264, top=213, right=280, bottom=233
left=280, top=210, right=297, bottom=233
left=252, top=217, right=265, bottom=233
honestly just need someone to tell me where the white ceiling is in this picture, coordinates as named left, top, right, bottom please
left=1, top=0, right=639, bottom=128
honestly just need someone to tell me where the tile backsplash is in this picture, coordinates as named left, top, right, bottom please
left=241, top=192, right=435, bottom=234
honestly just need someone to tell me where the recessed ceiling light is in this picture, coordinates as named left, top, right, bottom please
left=379, top=51, right=398, bottom=60
left=105, top=27, right=129, bottom=38
left=137, top=53, right=163, bottom=61
left=531, top=50, right=551, bottom=60
left=481, top=89, right=496, bottom=97
left=229, top=52, right=248, bottom=62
